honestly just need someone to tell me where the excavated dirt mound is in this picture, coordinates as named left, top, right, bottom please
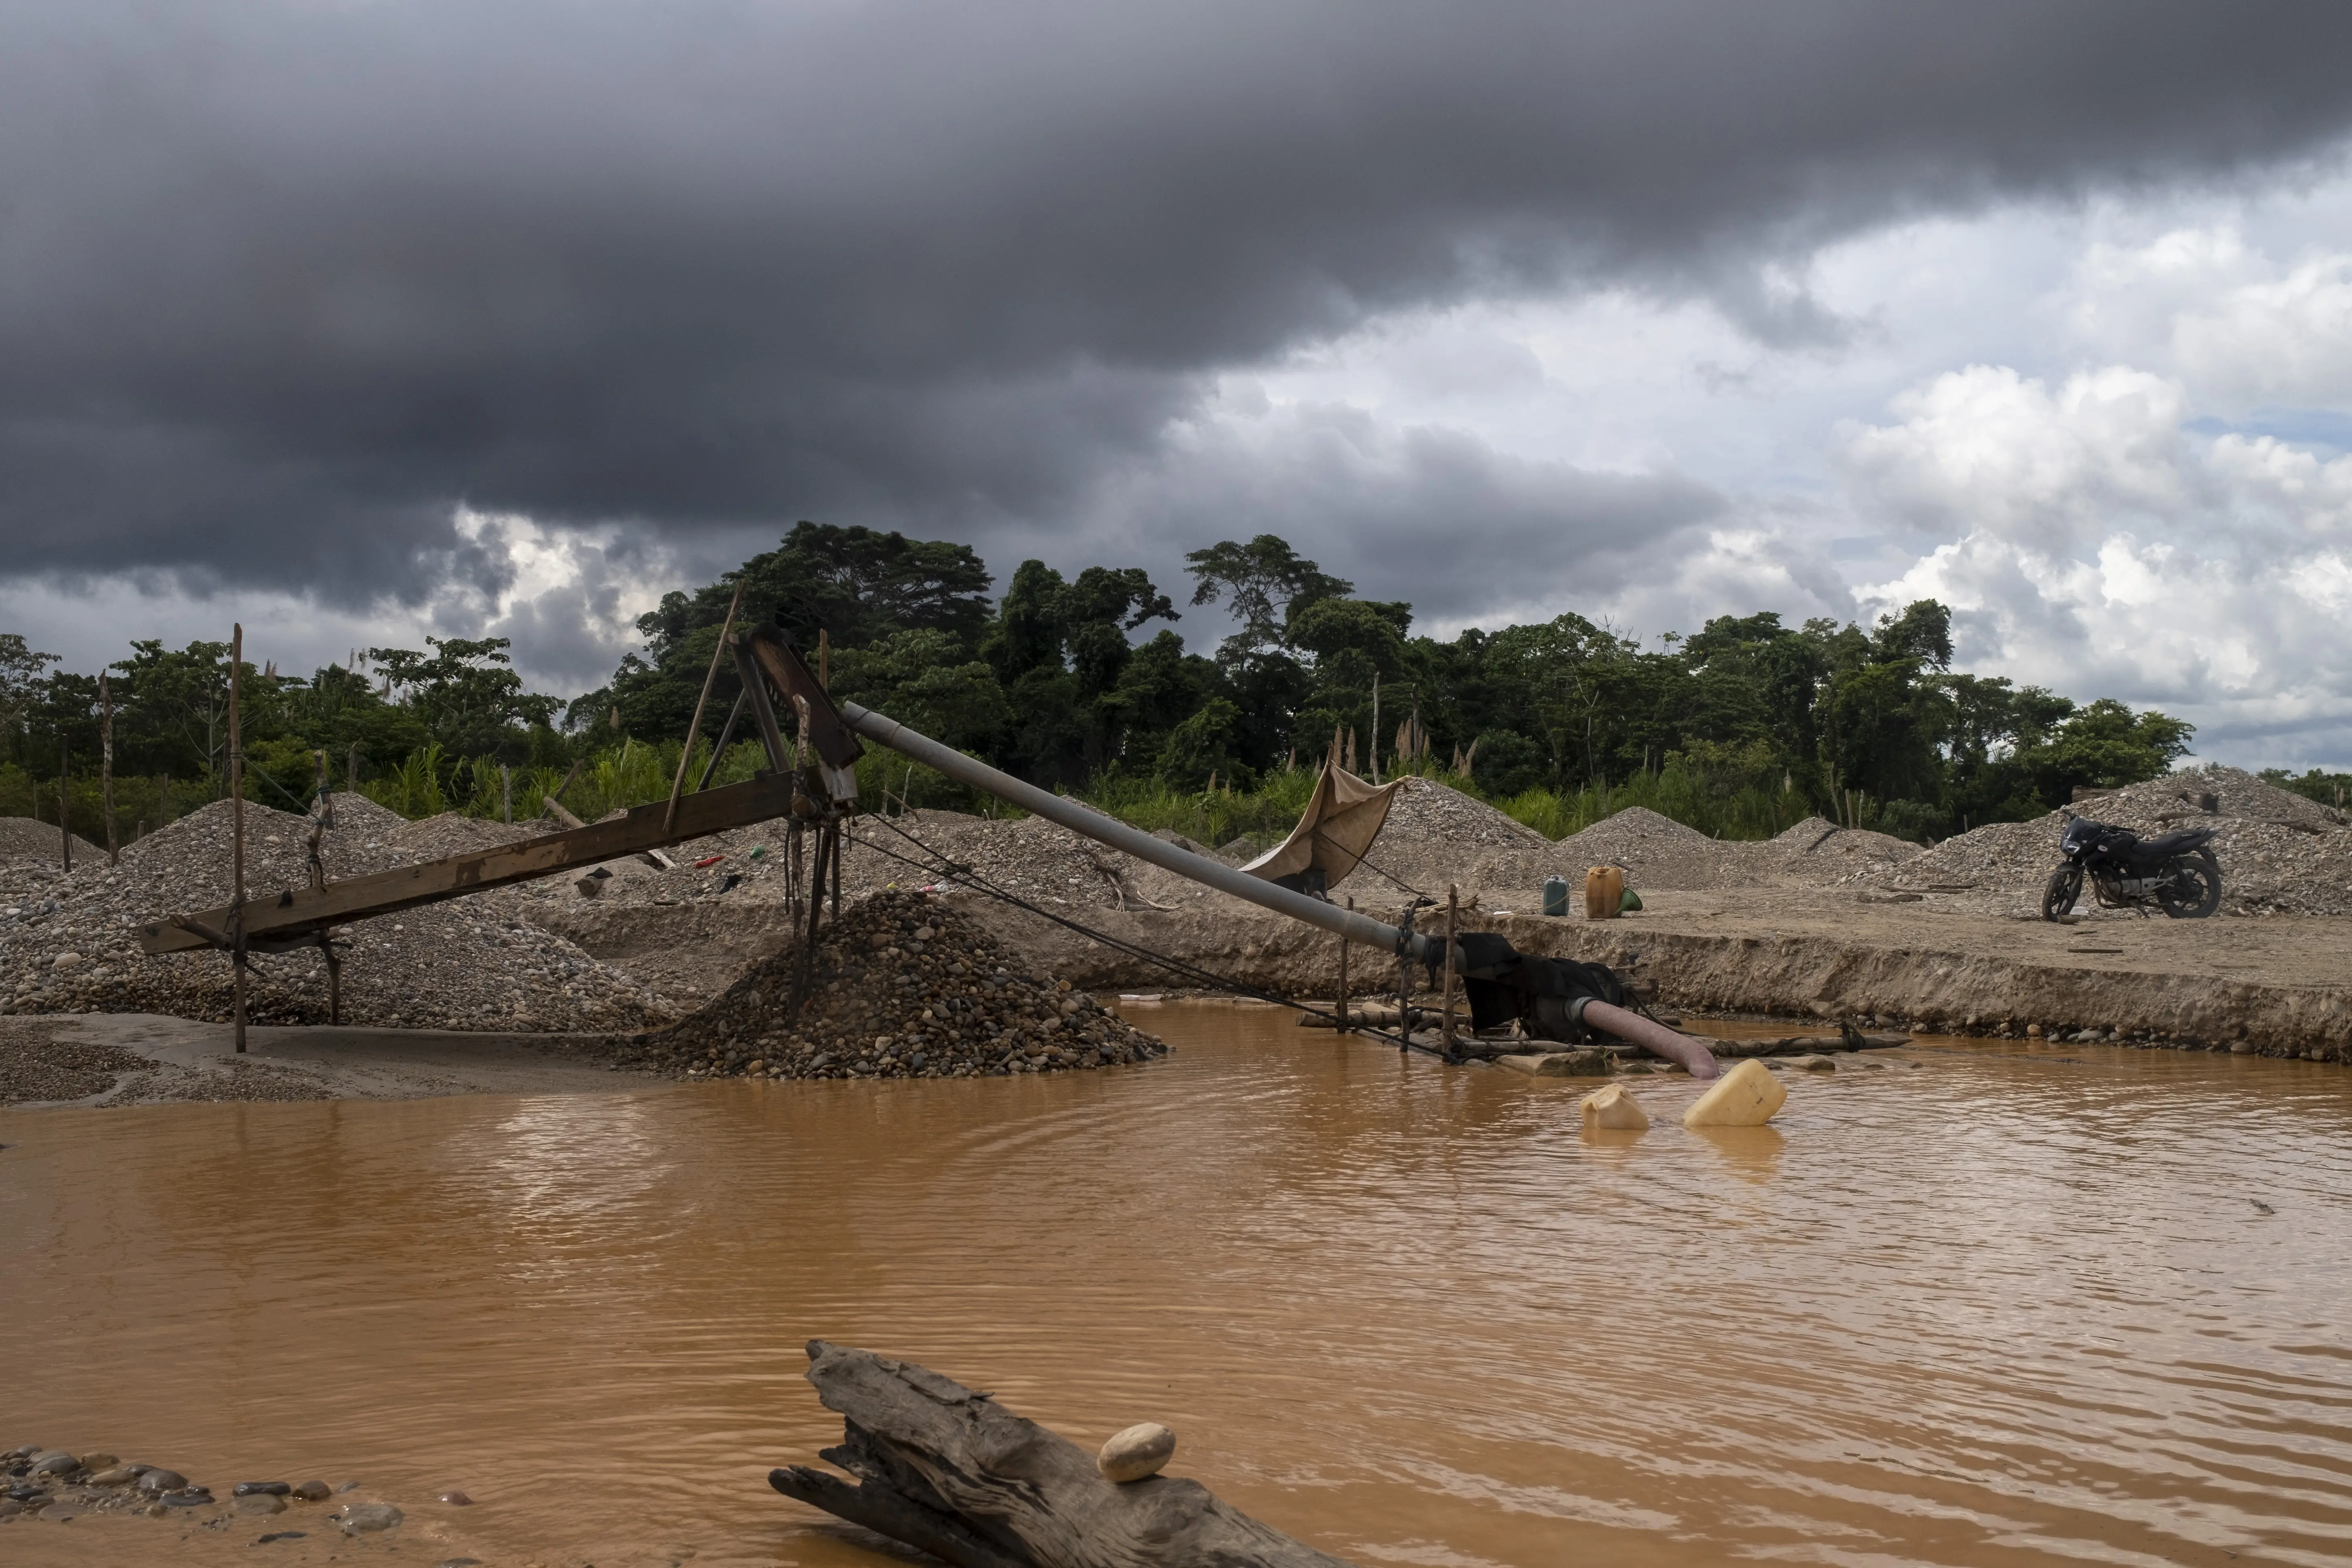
left=0, top=796, right=679, bottom=1031
left=0, top=816, right=103, bottom=862
left=1876, top=765, right=2352, bottom=917
left=629, top=888, right=1167, bottom=1080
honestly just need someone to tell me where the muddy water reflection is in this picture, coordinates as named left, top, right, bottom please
left=4, top=1004, right=2350, bottom=1568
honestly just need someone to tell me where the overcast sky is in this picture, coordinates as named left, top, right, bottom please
left=5, top=1, right=2352, bottom=765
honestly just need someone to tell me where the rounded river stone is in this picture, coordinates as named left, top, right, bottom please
left=1096, top=1422, right=1177, bottom=1483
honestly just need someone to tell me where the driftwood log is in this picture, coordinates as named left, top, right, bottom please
left=770, top=1340, right=1356, bottom=1568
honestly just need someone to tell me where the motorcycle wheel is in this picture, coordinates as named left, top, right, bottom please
left=2041, top=865, right=2084, bottom=921
left=2157, top=848, right=2222, bottom=919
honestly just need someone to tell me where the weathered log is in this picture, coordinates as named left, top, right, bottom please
left=770, top=1340, right=1357, bottom=1568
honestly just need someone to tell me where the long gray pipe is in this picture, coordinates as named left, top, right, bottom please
left=841, top=701, right=1716, bottom=1077
left=840, top=701, right=1441, bottom=964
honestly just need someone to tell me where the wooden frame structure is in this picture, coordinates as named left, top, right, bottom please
left=140, top=623, right=863, bottom=964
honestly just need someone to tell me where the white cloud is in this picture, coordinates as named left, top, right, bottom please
left=2072, top=228, right=2352, bottom=410
left=1849, top=367, right=2352, bottom=761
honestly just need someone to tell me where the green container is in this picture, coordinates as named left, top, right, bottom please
left=1542, top=876, right=1570, bottom=916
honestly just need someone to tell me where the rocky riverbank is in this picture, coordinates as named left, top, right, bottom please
left=2, top=1443, right=406, bottom=1539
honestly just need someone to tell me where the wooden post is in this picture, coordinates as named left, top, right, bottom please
left=665, top=583, right=745, bottom=833
left=1441, top=883, right=1459, bottom=1056
left=308, top=747, right=340, bottom=1025
left=694, top=688, right=748, bottom=792
left=346, top=742, right=359, bottom=796
left=100, top=673, right=117, bottom=867
left=1395, top=903, right=1412, bottom=1054
left=58, top=735, right=70, bottom=872
left=1369, top=671, right=1380, bottom=783
left=817, top=627, right=830, bottom=691
left=501, top=763, right=512, bottom=825
left=160, top=769, right=171, bottom=826
left=1336, top=895, right=1351, bottom=1032
left=229, top=624, right=247, bottom=1054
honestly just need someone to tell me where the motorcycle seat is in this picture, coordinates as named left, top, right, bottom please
left=2134, top=828, right=2213, bottom=861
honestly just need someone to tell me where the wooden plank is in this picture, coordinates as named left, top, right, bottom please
left=139, top=771, right=798, bottom=954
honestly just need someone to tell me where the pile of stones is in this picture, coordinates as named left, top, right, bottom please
left=0, top=797, right=678, bottom=1032
left=0, top=1444, right=399, bottom=1534
left=1876, top=764, right=2352, bottom=917
left=629, top=888, right=1169, bottom=1080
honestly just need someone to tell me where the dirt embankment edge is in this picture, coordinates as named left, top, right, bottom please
left=954, top=898, right=2350, bottom=1063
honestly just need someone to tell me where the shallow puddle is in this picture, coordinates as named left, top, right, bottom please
left=3, top=1002, right=2349, bottom=1567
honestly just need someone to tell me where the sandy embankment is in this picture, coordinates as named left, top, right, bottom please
left=955, top=889, right=2352, bottom=1063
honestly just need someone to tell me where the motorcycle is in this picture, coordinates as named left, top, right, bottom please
left=2042, top=815, right=2222, bottom=921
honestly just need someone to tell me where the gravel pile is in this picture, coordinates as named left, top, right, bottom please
left=0, top=1018, right=148, bottom=1104
left=1875, top=766, right=2352, bottom=916
left=0, top=816, right=104, bottom=863
left=629, top=888, right=1168, bottom=1080
left=0, top=796, right=680, bottom=1031
left=1753, top=817, right=1927, bottom=886
left=1536, top=806, right=1739, bottom=893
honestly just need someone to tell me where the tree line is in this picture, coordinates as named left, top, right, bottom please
left=7, top=521, right=2324, bottom=849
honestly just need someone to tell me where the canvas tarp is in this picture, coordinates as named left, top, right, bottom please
left=1240, top=762, right=1403, bottom=897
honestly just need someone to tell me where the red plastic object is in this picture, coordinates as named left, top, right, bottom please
left=692, top=855, right=724, bottom=868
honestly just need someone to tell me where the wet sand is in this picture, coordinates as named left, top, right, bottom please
left=2, top=1012, right=637, bottom=1107
left=5, top=1001, right=2350, bottom=1566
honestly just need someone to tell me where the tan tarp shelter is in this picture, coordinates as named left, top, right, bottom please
left=1241, top=761, right=1402, bottom=897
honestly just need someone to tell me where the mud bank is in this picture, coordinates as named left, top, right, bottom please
left=0, top=1013, right=643, bottom=1108
left=947, top=889, right=2352, bottom=1063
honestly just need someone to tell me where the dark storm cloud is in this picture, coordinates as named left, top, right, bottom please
left=6, top=0, right=2352, bottom=607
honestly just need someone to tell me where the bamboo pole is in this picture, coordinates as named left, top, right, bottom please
left=58, top=735, right=70, bottom=872
left=1441, top=883, right=1459, bottom=1055
left=230, top=624, right=247, bottom=1055
left=100, top=673, right=117, bottom=867
left=665, top=583, right=745, bottom=833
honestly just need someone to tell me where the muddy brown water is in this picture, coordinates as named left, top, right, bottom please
left=4, top=1003, right=2350, bottom=1568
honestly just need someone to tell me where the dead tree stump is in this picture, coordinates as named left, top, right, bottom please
left=770, top=1340, right=1357, bottom=1568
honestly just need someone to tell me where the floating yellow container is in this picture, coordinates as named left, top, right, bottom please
left=1579, top=1082, right=1649, bottom=1130
left=1681, top=1058, right=1787, bottom=1127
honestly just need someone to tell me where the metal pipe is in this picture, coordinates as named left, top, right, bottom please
left=841, top=701, right=1716, bottom=1076
left=1579, top=998, right=1719, bottom=1079
left=839, top=701, right=1442, bottom=965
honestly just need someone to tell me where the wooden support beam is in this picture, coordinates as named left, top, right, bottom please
left=738, top=624, right=862, bottom=800
left=666, top=583, right=744, bottom=833
left=229, top=622, right=247, bottom=1054
left=1441, top=882, right=1459, bottom=1055
left=769, top=1341, right=1355, bottom=1568
left=731, top=635, right=794, bottom=776
left=141, top=771, right=799, bottom=955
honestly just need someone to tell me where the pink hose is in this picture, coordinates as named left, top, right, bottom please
left=1582, top=999, right=1720, bottom=1079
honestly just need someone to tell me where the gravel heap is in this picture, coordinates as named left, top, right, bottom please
left=1874, top=765, right=2352, bottom=917
left=1536, top=806, right=1738, bottom=893
left=0, top=816, right=102, bottom=862
left=0, top=1018, right=148, bottom=1104
left=0, top=796, right=679, bottom=1031
left=1754, top=817, right=1927, bottom=886
left=629, top=888, right=1168, bottom=1080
